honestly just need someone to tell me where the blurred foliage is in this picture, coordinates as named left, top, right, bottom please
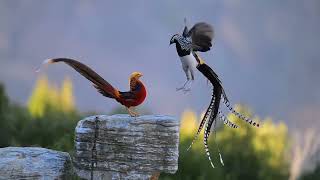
left=0, top=83, right=10, bottom=147
left=28, top=75, right=75, bottom=117
left=161, top=106, right=290, bottom=180
left=301, top=163, right=320, bottom=180
left=0, top=77, right=315, bottom=180
left=0, top=77, right=80, bottom=153
left=60, top=76, right=75, bottom=112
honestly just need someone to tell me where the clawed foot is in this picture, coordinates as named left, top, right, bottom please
left=183, top=88, right=191, bottom=94
left=127, top=108, right=139, bottom=117
left=129, top=111, right=139, bottom=117
left=176, top=80, right=192, bottom=93
left=176, top=87, right=191, bottom=93
left=176, top=87, right=185, bottom=91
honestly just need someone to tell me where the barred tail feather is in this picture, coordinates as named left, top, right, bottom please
left=213, top=111, right=225, bottom=167
left=219, top=150, right=224, bottom=166
left=203, top=97, right=219, bottom=168
left=204, top=121, right=215, bottom=168
left=218, top=111, right=239, bottom=129
left=222, top=97, right=260, bottom=128
left=187, top=93, right=215, bottom=151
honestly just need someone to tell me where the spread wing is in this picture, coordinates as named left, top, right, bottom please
left=187, top=22, right=214, bottom=52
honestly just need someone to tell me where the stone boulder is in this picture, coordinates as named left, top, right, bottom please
left=74, top=114, right=179, bottom=180
left=0, top=147, right=73, bottom=179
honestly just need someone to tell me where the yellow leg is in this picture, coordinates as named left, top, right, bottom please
left=127, top=107, right=139, bottom=117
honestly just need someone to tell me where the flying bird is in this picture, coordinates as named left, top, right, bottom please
left=36, top=58, right=147, bottom=116
left=187, top=53, right=260, bottom=168
left=170, top=18, right=214, bottom=92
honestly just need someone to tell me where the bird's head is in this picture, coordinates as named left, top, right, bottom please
left=130, top=72, right=143, bottom=80
left=169, top=34, right=180, bottom=45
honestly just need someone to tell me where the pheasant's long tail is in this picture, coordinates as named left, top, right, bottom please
left=218, top=111, right=239, bottom=129
left=222, top=93, right=260, bottom=128
left=213, top=117, right=224, bottom=166
left=204, top=117, right=215, bottom=168
left=37, top=58, right=120, bottom=99
left=203, top=88, right=222, bottom=168
left=186, top=92, right=215, bottom=151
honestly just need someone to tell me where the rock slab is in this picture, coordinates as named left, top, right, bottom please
left=0, top=147, right=72, bottom=179
left=74, top=114, right=179, bottom=180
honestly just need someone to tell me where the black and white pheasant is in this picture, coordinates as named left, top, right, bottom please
left=170, top=19, right=214, bottom=92
left=170, top=20, right=260, bottom=169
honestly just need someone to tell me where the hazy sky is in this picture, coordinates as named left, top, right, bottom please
left=0, top=0, right=319, bottom=129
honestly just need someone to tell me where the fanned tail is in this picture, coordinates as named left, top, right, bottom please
left=187, top=93, right=215, bottom=151
left=222, top=93, right=260, bottom=128
left=218, top=111, right=239, bottom=129
left=37, top=58, right=120, bottom=99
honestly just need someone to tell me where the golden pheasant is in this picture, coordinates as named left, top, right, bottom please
left=37, top=58, right=147, bottom=116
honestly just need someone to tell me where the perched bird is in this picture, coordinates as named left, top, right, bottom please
left=170, top=18, right=214, bottom=92
left=36, top=58, right=147, bottom=116
left=187, top=53, right=260, bottom=168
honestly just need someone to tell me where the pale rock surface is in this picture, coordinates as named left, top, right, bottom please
left=74, top=114, right=179, bottom=180
left=0, top=147, right=73, bottom=179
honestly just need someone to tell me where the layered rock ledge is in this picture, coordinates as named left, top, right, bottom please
left=74, top=114, right=179, bottom=180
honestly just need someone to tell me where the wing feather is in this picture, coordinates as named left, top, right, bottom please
left=187, top=22, right=214, bottom=52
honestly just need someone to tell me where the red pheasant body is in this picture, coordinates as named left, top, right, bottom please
left=116, top=80, right=147, bottom=108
